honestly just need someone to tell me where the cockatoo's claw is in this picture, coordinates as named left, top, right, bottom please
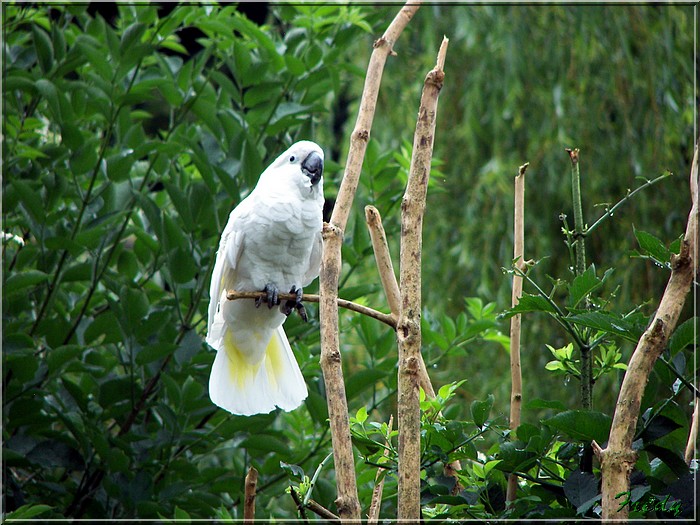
left=282, top=286, right=308, bottom=321
left=296, top=303, right=308, bottom=322
left=256, top=283, right=280, bottom=309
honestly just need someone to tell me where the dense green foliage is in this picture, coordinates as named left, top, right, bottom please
left=2, top=3, right=696, bottom=521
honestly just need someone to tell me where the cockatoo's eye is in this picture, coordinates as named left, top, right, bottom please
left=289, top=155, right=296, bottom=162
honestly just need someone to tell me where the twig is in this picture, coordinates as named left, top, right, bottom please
left=506, top=162, right=528, bottom=505
left=243, top=466, right=258, bottom=523
left=365, top=205, right=401, bottom=318
left=318, top=2, right=421, bottom=521
left=306, top=499, right=340, bottom=521
left=225, top=290, right=396, bottom=328
left=684, top=398, right=698, bottom=465
left=599, top=138, right=698, bottom=521
left=397, top=35, right=448, bottom=521
left=368, top=415, right=393, bottom=524
left=585, top=171, right=672, bottom=236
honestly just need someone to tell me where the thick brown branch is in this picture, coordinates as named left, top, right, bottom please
left=225, top=290, right=396, bottom=328
left=600, top=139, right=698, bottom=521
left=318, top=3, right=421, bottom=521
left=397, top=36, right=448, bottom=521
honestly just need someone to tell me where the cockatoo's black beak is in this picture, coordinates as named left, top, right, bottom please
left=301, top=151, right=323, bottom=185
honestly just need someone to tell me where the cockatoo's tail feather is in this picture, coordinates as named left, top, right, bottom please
left=208, top=325, right=307, bottom=416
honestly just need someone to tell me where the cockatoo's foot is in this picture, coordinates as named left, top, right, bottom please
left=282, top=286, right=308, bottom=322
left=255, top=283, right=280, bottom=309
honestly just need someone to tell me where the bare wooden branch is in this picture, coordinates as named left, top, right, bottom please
left=367, top=415, right=393, bottom=524
left=507, top=162, right=529, bottom=505
left=684, top=399, right=698, bottom=465
left=397, top=35, right=448, bottom=521
left=365, top=205, right=401, bottom=318
left=243, top=467, right=258, bottom=523
left=318, top=3, right=421, bottom=521
left=306, top=499, right=340, bottom=521
left=225, top=290, right=395, bottom=328
left=600, top=139, right=698, bottom=521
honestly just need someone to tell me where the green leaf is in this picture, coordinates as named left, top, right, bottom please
left=543, top=410, right=612, bottom=443
left=168, top=246, right=197, bottom=283
left=47, top=345, right=83, bottom=373
left=4, top=270, right=49, bottom=296
left=32, top=24, right=54, bottom=73
left=119, top=22, right=146, bottom=56
left=136, top=342, right=177, bottom=365
left=354, top=406, right=368, bottom=424
left=563, top=469, right=599, bottom=512
left=470, top=394, right=494, bottom=428
left=12, top=179, right=46, bottom=224
left=69, top=138, right=99, bottom=176
left=567, top=311, right=642, bottom=342
left=4, top=504, right=53, bottom=521
left=495, top=441, right=538, bottom=472
left=501, top=293, right=556, bottom=319
left=239, top=434, right=289, bottom=455
left=122, top=286, right=149, bottom=329
left=568, top=264, right=605, bottom=308
left=639, top=415, right=682, bottom=444
left=76, top=35, right=112, bottom=80
left=634, top=228, right=671, bottom=264
left=669, top=317, right=696, bottom=355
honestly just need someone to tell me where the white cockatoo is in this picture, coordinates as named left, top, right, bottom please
left=206, top=141, right=324, bottom=416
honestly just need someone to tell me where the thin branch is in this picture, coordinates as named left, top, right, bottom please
left=600, top=138, right=698, bottom=521
left=365, top=205, right=401, bottom=318
left=507, top=162, right=528, bottom=505
left=289, top=486, right=309, bottom=523
left=225, top=290, right=396, bottom=328
left=585, top=171, right=673, bottom=236
left=306, top=499, right=340, bottom=521
left=244, top=466, right=258, bottom=523
left=318, top=3, right=421, bottom=521
left=397, top=35, right=448, bottom=521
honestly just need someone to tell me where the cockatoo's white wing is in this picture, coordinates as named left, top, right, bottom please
left=205, top=203, right=248, bottom=350
left=302, top=230, right=323, bottom=286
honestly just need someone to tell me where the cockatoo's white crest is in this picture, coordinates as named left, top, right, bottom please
left=206, top=141, right=324, bottom=416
